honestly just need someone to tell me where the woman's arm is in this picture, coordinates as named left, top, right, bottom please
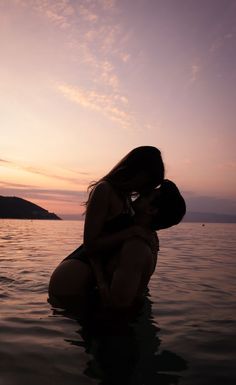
left=83, top=181, right=149, bottom=255
left=82, top=181, right=129, bottom=303
left=83, top=181, right=155, bottom=304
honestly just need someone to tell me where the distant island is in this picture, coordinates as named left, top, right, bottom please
left=0, top=196, right=61, bottom=220
left=1, top=195, right=235, bottom=223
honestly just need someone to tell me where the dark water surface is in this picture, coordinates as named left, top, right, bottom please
left=0, top=220, right=236, bottom=385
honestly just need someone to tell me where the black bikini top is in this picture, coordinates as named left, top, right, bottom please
left=103, top=197, right=135, bottom=233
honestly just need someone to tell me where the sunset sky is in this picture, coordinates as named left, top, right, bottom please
left=0, top=0, right=235, bottom=218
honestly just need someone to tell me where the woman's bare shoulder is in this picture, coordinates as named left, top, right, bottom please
left=89, top=180, right=113, bottom=200
left=93, top=180, right=112, bottom=192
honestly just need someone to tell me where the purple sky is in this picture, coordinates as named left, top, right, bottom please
left=0, top=0, right=235, bottom=217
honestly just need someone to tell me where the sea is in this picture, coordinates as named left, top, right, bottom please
left=0, top=220, right=235, bottom=385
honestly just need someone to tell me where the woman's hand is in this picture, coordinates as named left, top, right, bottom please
left=97, top=281, right=111, bottom=307
left=88, top=257, right=111, bottom=307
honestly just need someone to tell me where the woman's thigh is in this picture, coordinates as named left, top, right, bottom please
left=48, top=259, right=94, bottom=297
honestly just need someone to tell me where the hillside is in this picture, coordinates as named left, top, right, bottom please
left=0, top=196, right=61, bottom=220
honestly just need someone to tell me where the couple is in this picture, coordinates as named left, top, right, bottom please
left=48, top=146, right=186, bottom=315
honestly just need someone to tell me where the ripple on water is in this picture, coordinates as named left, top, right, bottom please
left=0, top=276, right=15, bottom=284
left=0, top=220, right=236, bottom=385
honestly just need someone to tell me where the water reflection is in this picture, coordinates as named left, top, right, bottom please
left=50, top=294, right=187, bottom=385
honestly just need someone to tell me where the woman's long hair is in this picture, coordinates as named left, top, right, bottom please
left=84, top=146, right=165, bottom=208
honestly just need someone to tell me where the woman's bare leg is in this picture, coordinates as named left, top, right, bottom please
left=48, top=259, right=94, bottom=308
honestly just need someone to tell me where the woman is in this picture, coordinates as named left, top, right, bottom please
left=48, top=146, right=164, bottom=311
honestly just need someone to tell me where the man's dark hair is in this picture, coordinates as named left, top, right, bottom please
left=151, top=180, right=186, bottom=230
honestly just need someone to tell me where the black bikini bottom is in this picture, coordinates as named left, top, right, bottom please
left=61, top=244, right=90, bottom=265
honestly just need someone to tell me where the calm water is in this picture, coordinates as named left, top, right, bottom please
left=0, top=220, right=236, bottom=385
